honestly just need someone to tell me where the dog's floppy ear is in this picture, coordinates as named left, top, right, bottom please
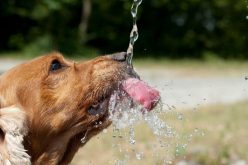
left=0, top=105, right=31, bottom=164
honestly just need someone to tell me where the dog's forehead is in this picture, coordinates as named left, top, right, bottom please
left=1, top=53, right=67, bottom=80
left=32, top=52, right=65, bottom=64
left=19, top=53, right=67, bottom=71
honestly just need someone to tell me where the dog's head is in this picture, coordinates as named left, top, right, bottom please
left=0, top=52, right=159, bottom=164
left=0, top=52, right=137, bottom=163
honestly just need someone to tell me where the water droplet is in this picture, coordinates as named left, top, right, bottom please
left=81, top=136, right=86, bottom=143
left=165, top=160, right=173, bottom=164
left=182, top=144, right=187, bottom=149
left=188, top=134, right=193, bottom=141
left=246, top=16, right=248, bottom=20
left=135, top=152, right=143, bottom=160
left=177, top=113, right=184, bottom=120
left=103, top=129, right=107, bottom=133
left=80, top=129, right=89, bottom=144
left=115, top=160, right=124, bottom=165
left=80, top=138, right=86, bottom=144
left=129, top=137, right=135, bottom=145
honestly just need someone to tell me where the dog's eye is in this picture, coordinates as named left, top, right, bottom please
left=88, top=104, right=99, bottom=115
left=50, top=60, right=62, bottom=71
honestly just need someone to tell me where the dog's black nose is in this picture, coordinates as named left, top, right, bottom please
left=110, top=52, right=127, bottom=62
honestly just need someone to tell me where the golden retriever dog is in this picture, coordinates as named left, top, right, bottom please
left=0, top=52, right=159, bottom=164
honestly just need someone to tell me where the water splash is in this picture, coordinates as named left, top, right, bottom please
left=128, top=126, right=136, bottom=145
left=104, top=0, right=204, bottom=163
left=127, top=0, right=143, bottom=66
left=106, top=90, right=206, bottom=164
left=108, top=88, right=182, bottom=163
left=144, top=110, right=176, bottom=137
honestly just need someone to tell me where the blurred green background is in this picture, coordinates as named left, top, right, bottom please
left=0, top=0, right=248, bottom=59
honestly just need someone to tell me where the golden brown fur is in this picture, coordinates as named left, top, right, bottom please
left=0, top=52, right=130, bottom=164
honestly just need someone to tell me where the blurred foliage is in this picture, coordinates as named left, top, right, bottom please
left=0, top=0, right=248, bottom=59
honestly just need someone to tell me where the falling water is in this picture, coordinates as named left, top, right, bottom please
left=127, top=0, right=143, bottom=66
left=80, top=129, right=89, bottom=144
left=107, top=89, right=185, bottom=164
left=105, top=86, right=206, bottom=164
left=87, top=0, right=203, bottom=164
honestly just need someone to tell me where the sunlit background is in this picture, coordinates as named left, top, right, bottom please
left=0, top=0, right=248, bottom=164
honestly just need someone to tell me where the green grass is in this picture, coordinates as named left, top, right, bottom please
left=72, top=101, right=248, bottom=164
left=170, top=102, right=248, bottom=164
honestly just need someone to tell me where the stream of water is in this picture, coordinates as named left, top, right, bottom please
left=83, top=1, right=203, bottom=164
left=108, top=1, right=184, bottom=164
left=127, top=0, right=142, bottom=66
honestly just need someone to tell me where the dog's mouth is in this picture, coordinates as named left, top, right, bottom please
left=80, top=75, right=160, bottom=144
left=87, top=77, right=160, bottom=117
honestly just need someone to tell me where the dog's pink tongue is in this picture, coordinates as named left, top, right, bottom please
left=122, top=78, right=160, bottom=111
